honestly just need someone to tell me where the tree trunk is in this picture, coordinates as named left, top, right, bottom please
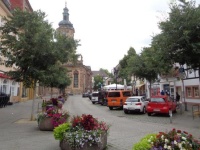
left=30, top=80, right=37, bottom=121
left=51, top=87, right=53, bottom=98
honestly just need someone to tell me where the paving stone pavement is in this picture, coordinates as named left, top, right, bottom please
left=0, top=95, right=199, bottom=150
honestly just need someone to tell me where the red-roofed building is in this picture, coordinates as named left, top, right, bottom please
left=10, top=0, right=32, bottom=12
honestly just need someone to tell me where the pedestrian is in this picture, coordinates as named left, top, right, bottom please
left=136, top=89, right=138, bottom=96
left=176, top=92, right=180, bottom=102
left=160, top=90, right=165, bottom=95
left=176, top=92, right=180, bottom=109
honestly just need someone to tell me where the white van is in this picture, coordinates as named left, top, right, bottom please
left=91, top=92, right=99, bottom=104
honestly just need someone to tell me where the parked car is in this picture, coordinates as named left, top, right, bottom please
left=123, top=96, right=149, bottom=114
left=88, top=93, right=92, bottom=100
left=0, top=92, right=10, bottom=108
left=91, top=92, right=99, bottom=104
left=146, top=95, right=177, bottom=116
left=98, top=91, right=108, bottom=106
left=82, top=92, right=89, bottom=98
left=107, top=90, right=132, bottom=110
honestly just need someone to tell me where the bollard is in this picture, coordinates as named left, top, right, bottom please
left=169, top=109, right=172, bottom=123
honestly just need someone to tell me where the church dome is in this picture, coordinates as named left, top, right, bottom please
left=58, top=5, right=74, bottom=29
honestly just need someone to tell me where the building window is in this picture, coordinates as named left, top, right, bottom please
left=185, top=86, right=200, bottom=98
left=2, top=79, right=8, bottom=93
left=11, top=81, right=16, bottom=96
left=186, top=87, right=192, bottom=97
left=193, top=87, right=199, bottom=97
left=73, top=71, right=79, bottom=88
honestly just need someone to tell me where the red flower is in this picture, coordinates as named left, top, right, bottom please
left=71, top=114, right=109, bottom=131
left=177, top=130, right=181, bottom=133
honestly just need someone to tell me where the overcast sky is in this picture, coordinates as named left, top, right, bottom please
left=28, top=0, right=199, bottom=72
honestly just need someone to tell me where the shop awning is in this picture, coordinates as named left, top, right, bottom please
left=0, top=73, right=10, bottom=79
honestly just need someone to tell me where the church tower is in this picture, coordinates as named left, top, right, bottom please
left=56, top=2, right=75, bottom=38
left=55, top=2, right=92, bottom=95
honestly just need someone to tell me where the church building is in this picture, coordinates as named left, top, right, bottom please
left=56, top=3, right=92, bottom=94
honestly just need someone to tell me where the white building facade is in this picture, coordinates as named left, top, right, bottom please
left=146, top=64, right=200, bottom=104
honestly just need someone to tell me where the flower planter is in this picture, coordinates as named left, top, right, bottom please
left=38, top=117, right=54, bottom=131
left=60, top=131, right=107, bottom=150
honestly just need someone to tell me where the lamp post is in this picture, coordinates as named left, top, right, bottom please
left=114, top=67, right=118, bottom=90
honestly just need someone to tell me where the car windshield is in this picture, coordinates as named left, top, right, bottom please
left=108, top=92, right=120, bottom=97
left=151, top=98, right=165, bottom=102
left=92, top=93, right=98, bottom=97
left=126, top=98, right=139, bottom=102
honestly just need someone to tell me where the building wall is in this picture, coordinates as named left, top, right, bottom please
left=10, top=0, right=33, bottom=12
left=53, top=4, right=92, bottom=95
left=63, top=62, right=92, bottom=95
left=0, top=0, right=21, bottom=102
left=56, top=26, right=75, bottom=38
left=147, top=66, right=200, bottom=103
left=0, top=0, right=35, bottom=102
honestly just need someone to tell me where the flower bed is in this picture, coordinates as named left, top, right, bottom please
left=53, top=114, right=110, bottom=150
left=37, top=107, right=69, bottom=131
left=133, top=128, right=200, bottom=150
left=41, top=96, right=65, bottom=112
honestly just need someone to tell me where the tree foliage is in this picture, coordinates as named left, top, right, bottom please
left=155, top=0, right=200, bottom=69
left=118, top=47, right=137, bottom=84
left=0, top=9, right=55, bottom=87
left=128, top=47, right=158, bottom=84
left=0, top=9, right=78, bottom=88
left=93, top=75, right=103, bottom=91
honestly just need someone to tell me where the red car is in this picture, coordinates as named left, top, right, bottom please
left=146, top=95, right=177, bottom=116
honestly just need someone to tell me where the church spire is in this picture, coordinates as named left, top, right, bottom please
left=58, top=1, right=73, bottom=29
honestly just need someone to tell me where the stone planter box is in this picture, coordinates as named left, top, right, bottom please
left=38, top=117, right=54, bottom=131
left=60, top=131, right=107, bottom=150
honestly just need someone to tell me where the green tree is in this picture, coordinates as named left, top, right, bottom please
left=128, top=47, right=158, bottom=90
left=93, top=75, right=103, bottom=91
left=0, top=9, right=76, bottom=120
left=118, top=47, right=137, bottom=85
left=151, top=34, right=174, bottom=75
left=54, top=33, right=79, bottom=64
left=156, top=0, right=200, bottom=69
left=40, top=62, right=71, bottom=97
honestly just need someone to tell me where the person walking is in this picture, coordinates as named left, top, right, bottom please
left=176, top=92, right=180, bottom=108
left=160, top=90, right=165, bottom=95
left=176, top=92, right=180, bottom=102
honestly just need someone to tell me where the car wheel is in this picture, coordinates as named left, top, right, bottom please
left=109, top=107, right=113, bottom=110
left=124, top=110, right=128, bottom=114
left=143, top=107, right=146, bottom=114
left=148, top=113, right=151, bottom=116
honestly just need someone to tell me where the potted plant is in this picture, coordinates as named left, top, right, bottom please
left=53, top=114, right=110, bottom=150
left=37, top=107, right=70, bottom=131
left=132, top=128, right=200, bottom=150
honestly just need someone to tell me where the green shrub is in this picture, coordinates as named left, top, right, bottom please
left=53, top=122, right=71, bottom=140
left=132, top=133, right=156, bottom=150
